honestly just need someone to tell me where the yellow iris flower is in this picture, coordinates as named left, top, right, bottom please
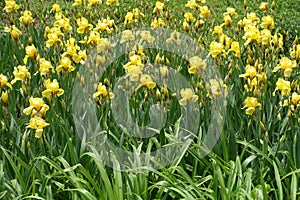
left=242, top=97, right=261, bottom=115
left=0, top=74, right=12, bottom=89
left=11, top=65, right=31, bottom=84
left=273, top=78, right=291, bottom=96
left=188, top=56, right=206, bottom=75
left=26, top=116, right=50, bottom=138
left=19, top=10, right=35, bottom=26
left=3, top=0, right=20, bottom=13
left=56, top=56, right=76, bottom=73
left=273, top=57, right=297, bottom=77
left=23, top=97, right=49, bottom=117
left=179, top=88, right=198, bottom=106
left=210, top=41, right=225, bottom=58
left=42, top=79, right=64, bottom=98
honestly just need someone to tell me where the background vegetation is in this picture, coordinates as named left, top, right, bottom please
left=0, top=0, right=299, bottom=199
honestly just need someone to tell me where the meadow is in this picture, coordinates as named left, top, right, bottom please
left=0, top=0, right=300, bottom=199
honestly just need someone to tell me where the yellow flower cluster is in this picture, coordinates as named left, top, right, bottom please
left=124, top=8, right=144, bottom=25
left=23, top=97, right=50, bottom=138
left=207, top=8, right=242, bottom=59
left=22, top=77, right=64, bottom=137
left=1, top=0, right=299, bottom=140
